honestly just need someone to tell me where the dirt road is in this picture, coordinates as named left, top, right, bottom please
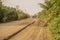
left=0, top=18, right=34, bottom=40
left=0, top=18, right=49, bottom=40
left=10, top=23, right=49, bottom=40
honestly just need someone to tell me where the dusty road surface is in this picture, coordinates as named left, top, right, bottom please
left=0, top=18, right=34, bottom=40
left=10, top=23, right=49, bottom=40
left=9, top=22, right=49, bottom=40
left=0, top=18, right=49, bottom=40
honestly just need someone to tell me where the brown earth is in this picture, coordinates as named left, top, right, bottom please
left=0, top=18, right=50, bottom=40
left=10, top=22, right=49, bottom=40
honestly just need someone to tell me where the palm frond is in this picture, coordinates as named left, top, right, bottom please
left=38, top=3, right=49, bottom=10
left=45, top=0, right=52, bottom=8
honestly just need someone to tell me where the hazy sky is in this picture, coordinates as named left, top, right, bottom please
left=2, top=0, right=45, bottom=15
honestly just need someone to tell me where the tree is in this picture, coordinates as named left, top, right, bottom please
left=37, top=0, right=60, bottom=40
left=38, top=0, right=52, bottom=10
left=0, top=0, right=29, bottom=23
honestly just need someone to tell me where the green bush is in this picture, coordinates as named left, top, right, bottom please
left=48, top=17, right=60, bottom=40
left=0, top=0, right=29, bottom=23
left=37, top=0, right=60, bottom=40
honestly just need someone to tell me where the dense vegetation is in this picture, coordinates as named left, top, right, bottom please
left=0, top=0, right=29, bottom=23
left=37, top=0, right=60, bottom=40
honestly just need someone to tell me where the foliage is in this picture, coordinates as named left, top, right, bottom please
left=0, top=0, right=29, bottom=23
left=37, top=0, right=60, bottom=40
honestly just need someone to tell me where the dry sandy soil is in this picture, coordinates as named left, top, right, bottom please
left=10, top=22, right=49, bottom=40
left=0, top=18, right=49, bottom=40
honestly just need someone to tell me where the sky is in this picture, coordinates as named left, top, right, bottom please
left=2, top=0, right=45, bottom=15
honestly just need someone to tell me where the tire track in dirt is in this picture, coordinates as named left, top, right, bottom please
left=0, top=18, right=34, bottom=40
left=5, top=20, right=49, bottom=40
left=10, top=24, right=49, bottom=40
left=35, top=27, right=49, bottom=40
left=9, top=23, right=36, bottom=40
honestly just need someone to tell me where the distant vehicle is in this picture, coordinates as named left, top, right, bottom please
left=32, top=16, right=36, bottom=18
